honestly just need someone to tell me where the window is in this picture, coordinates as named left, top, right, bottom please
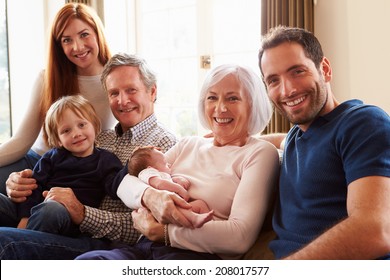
left=0, top=0, right=11, bottom=143
left=105, top=0, right=261, bottom=137
left=137, top=0, right=198, bottom=137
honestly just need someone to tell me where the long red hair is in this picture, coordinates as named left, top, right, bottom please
left=39, top=3, right=111, bottom=121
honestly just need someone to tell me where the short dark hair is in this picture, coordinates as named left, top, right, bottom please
left=258, top=26, right=324, bottom=76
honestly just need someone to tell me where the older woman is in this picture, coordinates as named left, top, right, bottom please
left=77, top=64, right=280, bottom=260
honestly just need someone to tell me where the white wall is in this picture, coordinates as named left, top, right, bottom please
left=315, top=0, right=390, bottom=113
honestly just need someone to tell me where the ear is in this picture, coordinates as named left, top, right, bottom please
left=150, top=84, right=157, bottom=102
left=321, top=57, right=332, bottom=82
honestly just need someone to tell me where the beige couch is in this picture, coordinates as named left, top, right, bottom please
left=242, top=193, right=276, bottom=260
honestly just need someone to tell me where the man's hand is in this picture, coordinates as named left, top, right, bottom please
left=43, top=187, right=85, bottom=225
left=6, top=169, right=37, bottom=203
left=142, top=187, right=193, bottom=228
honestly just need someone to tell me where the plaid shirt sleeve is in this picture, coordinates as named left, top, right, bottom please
left=79, top=196, right=140, bottom=245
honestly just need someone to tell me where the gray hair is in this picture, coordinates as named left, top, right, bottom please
left=198, top=64, right=273, bottom=135
left=101, top=53, right=157, bottom=92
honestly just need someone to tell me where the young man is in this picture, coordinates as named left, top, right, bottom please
left=259, top=26, right=390, bottom=259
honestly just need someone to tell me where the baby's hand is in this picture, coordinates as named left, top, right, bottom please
left=174, top=185, right=190, bottom=202
left=150, top=177, right=190, bottom=201
left=172, top=176, right=190, bottom=190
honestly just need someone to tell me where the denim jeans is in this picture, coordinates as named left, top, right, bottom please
left=0, top=149, right=41, bottom=195
left=76, top=236, right=221, bottom=260
left=0, top=189, right=79, bottom=236
left=0, top=227, right=125, bottom=260
left=0, top=193, right=19, bottom=227
left=27, top=200, right=81, bottom=236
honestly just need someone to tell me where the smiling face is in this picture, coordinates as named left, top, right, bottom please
left=261, top=42, right=334, bottom=131
left=204, top=74, right=251, bottom=146
left=57, top=108, right=96, bottom=157
left=60, top=18, right=102, bottom=76
left=105, top=66, right=156, bottom=132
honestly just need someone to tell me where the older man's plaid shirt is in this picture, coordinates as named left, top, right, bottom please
left=79, top=114, right=177, bottom=245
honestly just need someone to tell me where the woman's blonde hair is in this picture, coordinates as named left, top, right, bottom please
left=39, top=3, right=111, bottom=122
left=44, top=95, right=101, bottom=148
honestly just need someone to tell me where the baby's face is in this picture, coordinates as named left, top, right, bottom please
left=150, top=149, right=171, bottom=174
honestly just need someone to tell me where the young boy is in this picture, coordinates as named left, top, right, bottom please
left=4, top=95, right=122, bottom=236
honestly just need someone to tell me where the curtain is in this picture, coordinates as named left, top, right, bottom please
left=261, top=0, right=314, bottom=134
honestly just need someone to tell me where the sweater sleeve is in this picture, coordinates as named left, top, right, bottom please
left=17, top=150, right=54, bottom=217
left=0, top=71, right=45, bottom=166
left=101, top=151, right=126, bottom=199
left=169, top=141, right=280, bottom=257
